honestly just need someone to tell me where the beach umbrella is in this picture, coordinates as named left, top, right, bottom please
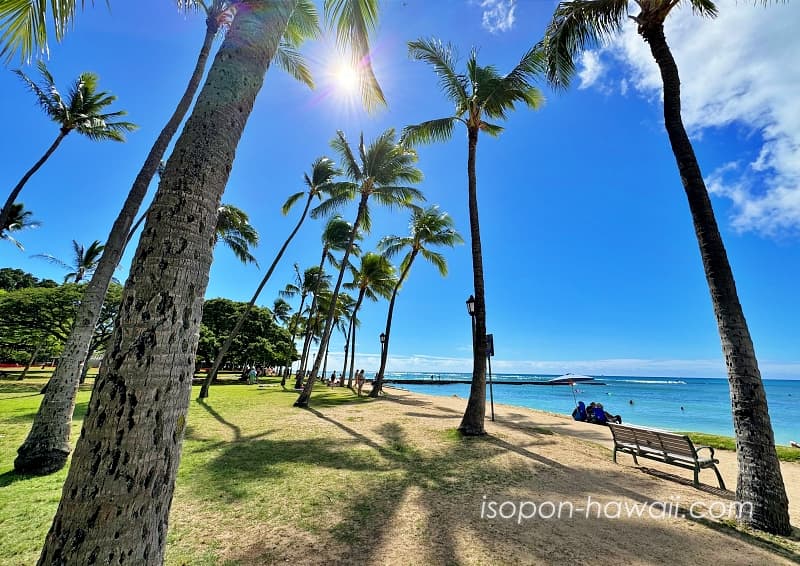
left=552, top=374, right=595, bottom=406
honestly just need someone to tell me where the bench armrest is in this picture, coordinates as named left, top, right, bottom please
left=695, top=445, right=716, bottom=460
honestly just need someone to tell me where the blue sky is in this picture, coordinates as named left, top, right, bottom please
left=0, top=0, right=798, bottom=378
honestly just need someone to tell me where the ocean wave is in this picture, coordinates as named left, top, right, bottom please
left=621, top=379, right=687, bottom=385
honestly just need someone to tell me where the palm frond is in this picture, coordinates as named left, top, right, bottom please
left=479, top=121, right=504, bottom=137
left=275, top=41, right=315, bottom=89
left=543, top=0, right=629, bottom=89
left=401, top=117, right=458, bottom=147
left=30, top=252, right=72, bottom=271
left=407, top=38, right=468, bottom=107
left=282, top=191, right=307, bottom=215
left=330, top=130, right=362, bottom=181
left=420, top=248, right=448, bottom=276
left=687, top=0, right=718, bottom=18
left=324, top=0, right=386, bottom=110
left=311, top=184, right=356, bottom=219
left=283, top=0, right=320, bottom=47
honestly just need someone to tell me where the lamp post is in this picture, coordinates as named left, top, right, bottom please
left=379, top=332, right=387, bottom=365
left=466, top=294, right=495, bottom=422
left=466, top=295, right=476, bottom=342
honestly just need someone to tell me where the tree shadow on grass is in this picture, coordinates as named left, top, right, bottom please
left=0, top=401, right=88, bottom=424
left=0, top=469, right=41, bottom=487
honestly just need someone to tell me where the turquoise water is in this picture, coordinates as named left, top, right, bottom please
left=388, top=373, right=799, bottom=446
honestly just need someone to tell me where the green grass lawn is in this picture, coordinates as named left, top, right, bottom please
left=681, top=432, right=799, bottom=463
left=0, top=377, right=531, bottom=564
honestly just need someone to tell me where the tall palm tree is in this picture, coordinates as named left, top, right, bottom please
left=0, top=61, right=136, bottom=231
left=541, top=0, right=790, bottom=535
left=295, top=215, right=356, bottom=385
left=197, top=157, right=340, bottom=398
left=0, top=202, right=40, bottom=250
left=37, top=3, right=387, bottom=562
left=13, top=0, right=318, bottom=476
left=343, top=252, right=396, bottom=388
left=214, top=203, right=260, bottom=265
left=371, top=206, right=463, bottom=397
left=33, top=239, right=105, bottom=283
left=336, top=293, right=358, bottom=387
left=294, top=129, right=424, bottom=408
left=402, top=39, right=544, bottom=435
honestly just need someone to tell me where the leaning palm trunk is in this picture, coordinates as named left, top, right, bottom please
left=20, top=340, right=46, bottom=380
left=294, top=249, right=328, bottom=387
left=459, top=128, right=488, bottom=435
left=372, top=251, right=416, bottom=396
left=0, top=130, right=68, bottom=231
left=346, top=289, right=366, bottom=388
left=37, top=4, right=294, bottom=562
left=342, top=319, right=353, bottom=386
left=640, top=21, right=790, bottom=535
left=295, top=196, right=366, bottom=407
left=14, top=22, right=219, bottom=476
left=199, top=191, right=315, bottom=399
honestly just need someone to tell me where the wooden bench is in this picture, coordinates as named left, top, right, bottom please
left=608, top=423, right=725, bottom=489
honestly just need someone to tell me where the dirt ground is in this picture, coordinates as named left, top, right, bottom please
left=308, top=386, right=800, bottom=565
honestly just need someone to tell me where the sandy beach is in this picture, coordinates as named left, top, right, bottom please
left=299, top=384, right=800, bottom=564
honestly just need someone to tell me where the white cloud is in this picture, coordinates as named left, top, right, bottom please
left=577, top=50, right=604, bottom=89
left=310, top=351, right=800, bottom=379
left=586, top=1, right=800, bottom=237
left=478, top=0, right=516, bottom=33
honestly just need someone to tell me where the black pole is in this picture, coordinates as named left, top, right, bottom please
left=486, top=334, right=495, bottom=422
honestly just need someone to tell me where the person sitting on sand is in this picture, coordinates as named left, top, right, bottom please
left=572, top=401, right=588, bottom=422
left=596, top=403, right=622, bottom=424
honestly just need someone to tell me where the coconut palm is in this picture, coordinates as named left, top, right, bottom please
left=371, top=206, right=463, bottom=397
left=214, top=203, right=260, bottom=265
left=272, top=297, right=292, bottom=326
left=33, top=239, right=105, bottom=283
left=37, top=3, right=387, bottom=562
left=294, top=215, right=358, bottom=385
left=402, top=39, right=544, bottom=435
left=198, top=157, right=340, bottom=397
left=13, top=0, right=319, bottom=476
left=0, top=202, right=40, bottom=250
left=541, top=0, right=790, bottom=536
left=294, top=129, right=424, bottom=408
left=343, top=252, right=396, bottom=388
left=0, top=62, right=136, bottom=231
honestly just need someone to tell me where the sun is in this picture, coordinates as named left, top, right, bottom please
left=333, top=62, right=360, bottom=95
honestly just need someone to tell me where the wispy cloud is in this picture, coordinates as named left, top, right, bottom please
left=577, top=1, right=800, bottom=237
left=478, top=0, right=516, bottom=33
left=309, top=351, right=800, bottom=379
left=577, top=50, right=604, bottom=90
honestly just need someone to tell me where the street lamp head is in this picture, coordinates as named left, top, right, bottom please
left=466, top=295, right=475, bottom=316
left=379, top=332, right=386, bottom=344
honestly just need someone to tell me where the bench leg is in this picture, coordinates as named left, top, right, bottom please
left=711, top=465, right=726, bottom=490
left=613, top=448, right=617, bottom=464
left=631, top=452, right=639, bottom=466
left=693, top=467, right=699, bottom=487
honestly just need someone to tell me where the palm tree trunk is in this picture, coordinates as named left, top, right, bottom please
left=459, top=127, right=488, bottom=436
left=346, top=289, right=366, bottom=389
left=20, top=340, right=45, bottom=380
left=342, top=320, right=352, bottom=386
left=14, top=23, right=219, bottom=476
left=372, top=251, right=417, bottom=396
left=199, top=192, right=314, bottom=398
left=295, top=195, right=367, bottom=407
left=37, top=4, right=295, bottom=563
left=0, top=130, right=68, bottom=231
left=283, top=294, right=307, bottom=387
left=295, top=248, right=328, bottom=386
left=640, top=21, right=790, bottom=535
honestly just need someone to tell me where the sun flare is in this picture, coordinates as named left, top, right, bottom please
left=333, top=62, right=360, bottom=95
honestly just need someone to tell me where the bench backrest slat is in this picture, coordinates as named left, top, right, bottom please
left=608, top=424, right=697, bottom=458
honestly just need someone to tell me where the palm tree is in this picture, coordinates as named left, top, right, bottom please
left=540, top=0, right=790, bottom=535
left=214, top=203, right=260, bottom=265
left=272, top=297, right=292, bottom=327
left=294, top=216, right=356, bottom=385
left=371, top=206, right=463, bottom=397
left=197, top=157, right=340, bottom=398
left=0, top=61, right=136, bottom=231
left=36, top=3, right=387, bottom=562
left=336, top=293, right=358, bottom=387
left=0, top=202, right=40, bottom=250
left=343, top=252, right=396, bottom=389
left=402, top=39, right=544, bottom=435
left=294, top=129, right=424, bottom=408
left=13, top=0, right=319, bottom=476
left=33, top=239, right=105, bottom=283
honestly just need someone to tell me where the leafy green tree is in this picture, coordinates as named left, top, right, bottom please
left=0, top=267, right=51, bottom=291
left=402, top=39, right=544, bottom=435
left=33, top=239, right=105, bottom=283
left=0, top=202, right=40, bottom=250
left=0, top=61, right=135, bottom=231
left=36, top=2, right=387, bottom=562
left=295, top=129, right=424, bottom=407
left=372, top=206, right=462, bottom=396
left=541, top=0, right=789, bottom=536
left=343, top=252, right=396, bottom=387
left=198, top=157, right=340, bottom=398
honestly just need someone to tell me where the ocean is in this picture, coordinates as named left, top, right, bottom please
left=385, top=373, right=799, bottom=446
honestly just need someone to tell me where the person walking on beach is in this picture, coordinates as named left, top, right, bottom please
left=356, top=369, right=366, bottom=396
